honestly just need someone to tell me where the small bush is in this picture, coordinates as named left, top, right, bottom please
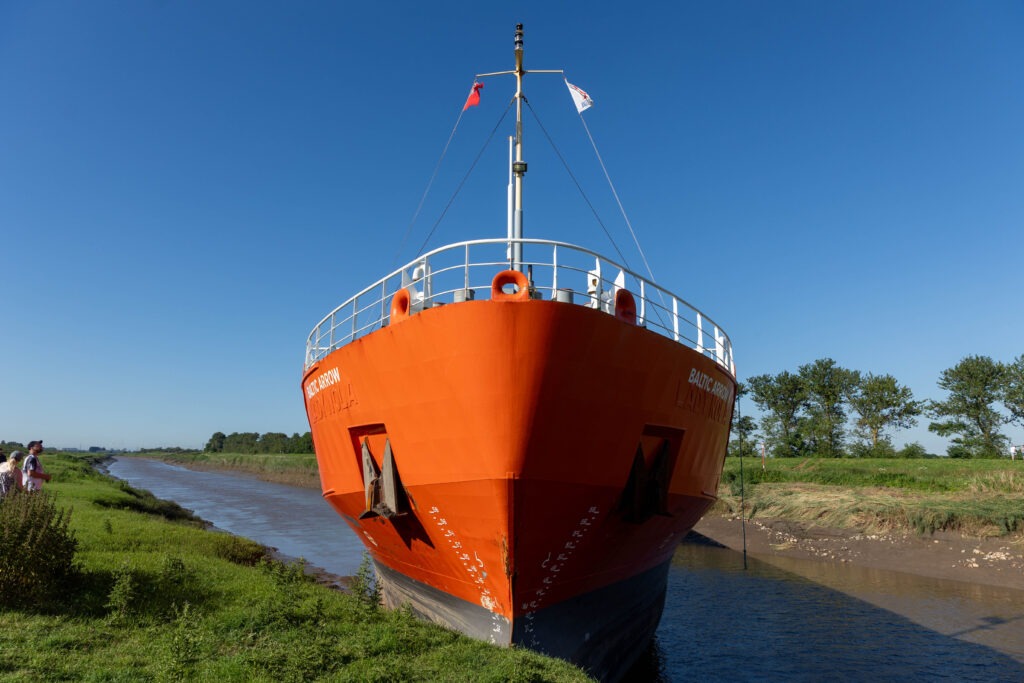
left=948, top=445, right=972, bottom=459
left=350, top=552, right=382, bottom=610
left=93, top=481, right=201, bottom=523
left=159, top=602, right=205, bottom=682
left=214, top=534, right=268, bottom=566
left=258, top=556, right=310, bottom=587
left=158, top=555, right=188, bottom=588
left=848, top=441, right=897, bottom=458
left=103, top=556, right=200, bottom=621
left=106, top=561, right=140, bottom=618
left=0, top=491, right=78, bottom=609
left=898, top=442, right=929, bottom=459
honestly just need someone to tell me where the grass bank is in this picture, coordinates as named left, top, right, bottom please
left=132, top=450, right=320, bottom=488
left=130, top=451, right=1024, bottom=539
left=0, top=453, right=592, bottom=682
left=718, top=457, right=1024, bottom=537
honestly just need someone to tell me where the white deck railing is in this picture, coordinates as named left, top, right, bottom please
left=304, top=238, right=735, bottom=377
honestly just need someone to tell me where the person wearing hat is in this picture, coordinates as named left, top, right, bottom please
left=22, top=440, right=50, bottom=492
left=0, top=450, right=26, bottom=496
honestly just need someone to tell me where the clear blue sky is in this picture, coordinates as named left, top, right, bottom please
left=2, top=2, right=1022, bottom=452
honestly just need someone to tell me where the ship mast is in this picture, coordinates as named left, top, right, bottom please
left=511, top=24, right=526, bottom=271
left=477, top=24, right=562, bottom=272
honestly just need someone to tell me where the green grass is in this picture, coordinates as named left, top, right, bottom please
left=127, top=450, right=321, bottom=488
left=0, top=453, right=592, bottom=682
left=722, top=457, right=1023, bottom=493
left=719, top=457, right=1024, bottom=537
left=132, top=451, right=1024, bottom=538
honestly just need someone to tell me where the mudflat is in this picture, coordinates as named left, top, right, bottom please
left=693, top=513, right=1024, bottom=592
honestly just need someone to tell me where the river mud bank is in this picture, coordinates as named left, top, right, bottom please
left=105, top=459, right=335, bottom=587
left=692, top=514, right=1024, bottom=592
left=100, top=455, right=1024, bottom=672
left=126, top=455, right=1024, bottom=593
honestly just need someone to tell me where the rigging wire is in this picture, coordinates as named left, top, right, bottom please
left=523, top=100, right=629, bottom=268
left=575, top=108, right=658, bottom=286
left=393, top=105, right=467, bottom=270
left=413, top=99, right=514, bottom=258
left=526, top=100, right=670, bottom=330
left=567, top=97, right=675, bottom=324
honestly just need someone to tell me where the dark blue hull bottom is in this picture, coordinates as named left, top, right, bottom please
left=375, top=559, right=671, bottom=682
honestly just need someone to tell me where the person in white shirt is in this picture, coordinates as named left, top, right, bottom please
left=22, top=440, right=51, bottom=492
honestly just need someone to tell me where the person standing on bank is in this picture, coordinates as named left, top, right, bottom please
left=22, top=440, right=50, bottom=492
left=0, top=451, right=26, bottom=495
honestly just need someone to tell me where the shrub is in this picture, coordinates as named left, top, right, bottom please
left=214, top=534, right=268, bottom=566
left=105, top=561, right=140, bottom=618
left=258, top=556, right=310, bottom=588
left=350, top=552, right=382, bottom=610
left=897, top=442, right=929, bottom=459
left=0, top=491, right=79, bottom=609
left=948, top=445, right=972, bottom=459
left=93, top=481, right=201, bottom=523
left=848, top=441, right=897, bottom=458
left=159, top=602, right=205, bottom=681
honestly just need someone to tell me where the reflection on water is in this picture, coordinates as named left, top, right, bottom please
left=628, top=542, right=1024, bottom=682
left=105, top=456, right=366, bottom=575
left=738, top=548, right=1024, bottom=663
left=104, top=458, right=1024, bottom=682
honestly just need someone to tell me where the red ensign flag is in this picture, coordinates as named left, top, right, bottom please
left=463, top=82, right=483, bottom=111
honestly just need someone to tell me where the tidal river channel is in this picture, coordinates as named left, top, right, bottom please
left=105, top=457, right=1024, bottom=682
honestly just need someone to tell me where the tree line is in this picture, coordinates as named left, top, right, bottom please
left=204, top=431, right=314, bottom=454
left=731, top=354, right=1024, bottom=459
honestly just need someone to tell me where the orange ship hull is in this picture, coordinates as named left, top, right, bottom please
left=303, top=293, right=735, bottom=680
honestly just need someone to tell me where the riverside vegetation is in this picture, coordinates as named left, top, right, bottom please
left=0, top=453, right=591, bottom=682
left=717, top=457, right=1024, bottom=537
left=130, top=451, right=1024, bottom=540
left=147, top=450, right=321, bottom=489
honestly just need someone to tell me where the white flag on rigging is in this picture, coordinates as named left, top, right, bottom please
left=565, top=79, right=594, bottom=114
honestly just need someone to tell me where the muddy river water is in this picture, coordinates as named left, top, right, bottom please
left=105, top=457, right=1024, bottom=681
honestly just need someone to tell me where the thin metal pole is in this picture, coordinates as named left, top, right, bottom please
left=507, top=136, right=513, bottom=265
left=737, top=395, right=748, bottom=570
left=511, top=23, right=525, bottom=271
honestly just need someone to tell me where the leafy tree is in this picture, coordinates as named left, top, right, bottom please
left=223, top=432, right=260, bottom=454
left=928, top=355, right=1009, bottom=458
left=799, top=358, right=859, bottom=457
left=1004, top=354, right=1024, bottom=430
left=847, top=373, right=923, bottom=450
left=204, top=432, right=226, bottom=453
left=728, top=414, right=758, bottom=457
left=257, top=432, right=290, bottom=454
left=748, top=371, right=807, bottom=457
left=289, top=432, right=314, bottom=453
left=202, top=431, right=315, bottom=454
left=728, top=383, right=759, bottom=457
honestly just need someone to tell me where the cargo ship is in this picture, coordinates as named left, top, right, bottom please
left=302, top=25, right=736, bottom=681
